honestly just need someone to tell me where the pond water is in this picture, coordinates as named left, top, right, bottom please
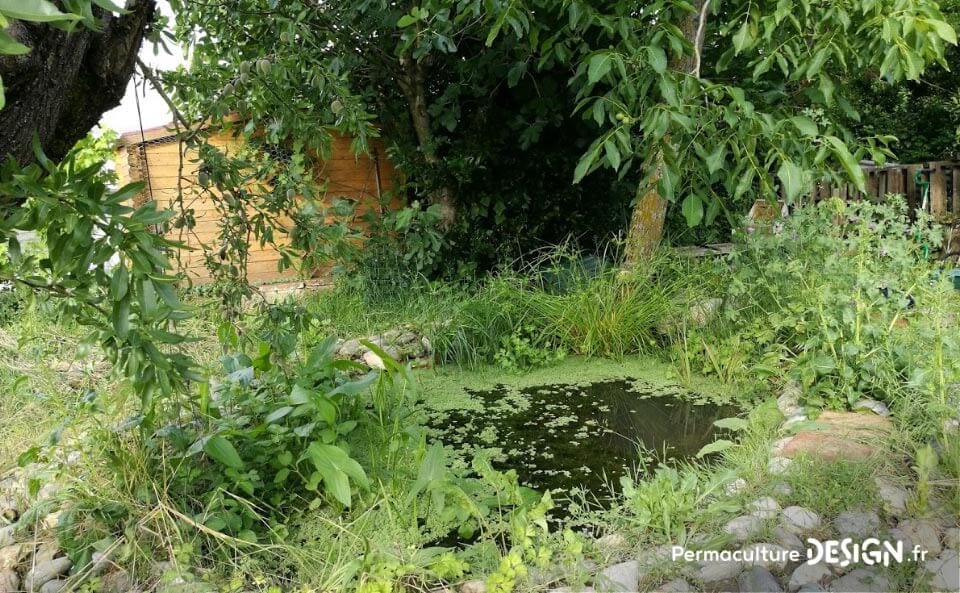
left=427, top=378, right=735, bottom=504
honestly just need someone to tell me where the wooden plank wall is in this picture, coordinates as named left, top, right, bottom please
left=116, top=129, right=396, bottom=285
left=807, top=161, right=960, bottom=220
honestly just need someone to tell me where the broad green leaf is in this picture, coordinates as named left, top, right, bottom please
left=777, top=159, right=805, bottom=201
left=712, top=417, right=748, bottom=431
left=647, top=45, right=667, bottom=74
left=604, top=139, right=621, bottom=170
left=265, top=406, right=293, bottom=423
left=705, top=144, right=726, bottom=175
left=91, top=0, right=127, bottom=12
left=696, top=439, right=735, bottom=458
left=0, top=29, right=29, bottom=55
left=573, top=152, right=593, bottom=183
left=204, top=435, right=244, bottom=470
left=732, top=21, right=753, bottom=54
left=306, top=442, right=369, bottom=507
left=790, top=116, right=818, bottom=137
left=327, top=371, right=378, bottom=397
left=928, top=19, right=957, bottom=45
left=397, top=14, right=417, bottom=28
left=681, top=194, right=704, bottom=227
left=0, top=0, right=79, bottom=22
left=587, top=52, right=613, bottom=84
left=824, top=136, right=866, bottom=190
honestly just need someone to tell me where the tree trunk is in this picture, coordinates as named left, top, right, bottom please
left=0, top=0, right=156, bottom=165
left=398, top=56, right=457, bottom=227
left=624, top=0, right=709, bottom=265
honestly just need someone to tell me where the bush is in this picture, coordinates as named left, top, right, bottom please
left=706, top=196, right=958, bottom=419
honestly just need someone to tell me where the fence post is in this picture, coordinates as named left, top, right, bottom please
left=930, top=162, right=948, bottom=219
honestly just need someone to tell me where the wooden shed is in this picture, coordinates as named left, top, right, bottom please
left=115, top=122, right=396, bottom=285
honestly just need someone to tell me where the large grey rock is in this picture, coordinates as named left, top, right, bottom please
left=852, top=399, right=890, bottom=417
left=724, top=515, right=764, bottom=542
left=827, top=568, right=891, bottom=592
left=778, top=381, right=802, bottom=416
left=361, top=349, right=386, bottom=370
left=920, top=549, right=959, bottom=592
left=874, top=479, right=909, bottom=517
left=788, top=563, right=831, bottom=592
left=833, top=511, right=880, bottom=538
left=460, top=580, right=486, bottom=593
left=887, top=527, right=914, bottom=553
left=899, top=519, right=942, bottom=556
left=944, top=527, right=959, bottom=550
left=741, top=542, right=791, bottom=571
left=99, top=569, right=134, bottom=593
left=39, top=580, right=68, bottom=593
left=782, top=506, right=821, bottom=533
left=749, top=496, right=782, bottom=519
left=796, top=585, right=826, bottom=593
left=738, top=566, right=783, bottom=592
left=595, top=560, right=639, bottom=592
left=654, top=579, right=695, bottom=592
left=24, top=557, right=72, bottom=592
left=693, top=558, right=744, bottom=584
left=337, top=338, right=364, bottom=358
left=0, top=570, right=18, bottom=593
left=773, top=526, right=804, bottom=552
left=769, top=457, right=793, bottom=475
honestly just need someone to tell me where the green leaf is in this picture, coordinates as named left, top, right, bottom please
left=777, top=159, right=805, bottom=201
left=790, top=116, right=818, bottom=137
left=647, top=45, right=667, bottom=74
left=91, top=0, right=127, bottom=12
left=928, top=19, right=957, bottom=45
left=732, top=21, right=753, bottom=54
left=824, top=136, right=866, bottom=190
left=705, top=144, right=726, bottom=175
left=397, top=14, right=417, bottom=28
left=681, top=194, right=704, bottom=227
left=712, top=417, right=748, bottom=431
left=204, top=435, right=244, bottom=470
left=587, top=52, right=613, bottom=84
left=0, top=0, right=79, bottom=22
left=696, top=439, right=735, bottom=458
left=265, top=406, right=293, bottom=423
left=305, top=442, right=368, bottom=507
left=573, top=152, right=593, bottom=183
left=604, top=139, right=621, bottom=170
left=0, top=29, right=29, bottom=55
left=110, top=265, right=129, bottom=301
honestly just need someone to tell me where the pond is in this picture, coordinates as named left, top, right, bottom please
left=427, top=378, right=735, bottom=505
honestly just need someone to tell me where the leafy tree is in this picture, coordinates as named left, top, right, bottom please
left=0, top=0, right=158, bottom=164
left=503, top=0, right=957, bottom=261
left=841, top=0, right=960, bottom=162
left=159, top=0, right=636, bottom=284
left=0, top=1, right=196, bottom=420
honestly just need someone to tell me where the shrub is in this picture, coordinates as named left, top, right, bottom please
left=715, top=196, right=957, bottom=416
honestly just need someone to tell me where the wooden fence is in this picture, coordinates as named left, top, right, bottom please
left=808, top=161, right=960, bottom=221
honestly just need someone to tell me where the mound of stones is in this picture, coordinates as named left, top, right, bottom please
left=335, top=327, right=434, bottom=369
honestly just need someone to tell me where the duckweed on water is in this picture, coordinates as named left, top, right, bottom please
left=425, top=374, right=737, bottom=507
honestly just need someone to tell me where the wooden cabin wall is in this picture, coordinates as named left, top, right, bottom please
left=116, top=129, right=396, bottom=285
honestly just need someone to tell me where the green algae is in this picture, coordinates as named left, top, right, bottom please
left=419, top=358, right=740, bottom=508
left=416, top=355, right=739, bottom=412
